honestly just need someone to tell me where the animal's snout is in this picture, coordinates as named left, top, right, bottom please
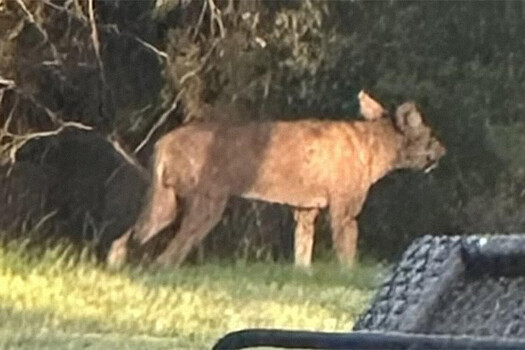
left=434, top=142, right=447, bottom=162
left=429, top=138, right=446, bottom=161
left=424, top=140, right=446, bottom=173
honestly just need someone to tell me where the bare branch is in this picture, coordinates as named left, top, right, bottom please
left=2, top=121, right=93, bottom=164
left=11, top=122, right=92, bottom=140
left=107, top=135, right=149, bottom=181
left=0, top=75, right=92, bottom=133
left=0, top=78, right=15, bottom=88
left=1, top=77, right=62, bottom=127
left=0, top=76, right=93, bottom=164
left=104, top=25, right=168, bottom=61
left=43, top=0, right=168, bottom=62
left=88, top=0, right=107, bottom=86
left=19, top=89, right=60, bottom=124
left=71, top=0, right=88, bottom=21
left=42, top=0, right=86, bottom=22
left=208, top=0, right=226, bottom=38
left=31, top=209, right=58, bottom=233
left=134, top=91, right=182, bottom=154
left=179, top=40, right=219, bottom=85
left=59, top=121, right=93, bottom=130
left=132, top=36, right=168, bottom=60
left=193, top=0, right=208, bottom=41
left=3, top=94, right=19, bottom=136
left=42, top=0, right=65, bottom=12
left=14, top=0, right=62, bottom=63
left=88, top=0, right=102, bottom=66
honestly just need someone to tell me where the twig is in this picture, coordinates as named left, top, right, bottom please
left=3, top=121, right=92, bottom=164
left=132, top=36, right=168, bottom=60
left=17, top=88, right=60, bottom=124
left=72, top=0, right=89, bottom=22
left=14, top=0, right=61, bottom=63
left=105, top=90, right=182, bottom=185
left=88, top=0, right=106, bottom=84
left=0, top=77, right=90, bottom=131
left=42, top=0, right=86, bottom=23
left=42, top=0, right=65, bottom=12
left=31, top=209, right=58, bottom=233
left=179, top=40, right=219, bottom=85
left=3, top=94, right=19, bottom=136
left=0, top=73, right=92, bottom=165
left=43, top=0, right=87, bottom=22
left=193, top=0, right=208, bottom=41
left=105, top=25, right=168, bottom=61
left=208, top=0, right=225, bottom=38
left=106, top=90, right=183, bottom=185
left=107, top=135, right=149, bottom=181
left=0, top=76, right=92, bottom=163
left=134, top=91, right=182, bottom=154
left=0, top=90, right=4, bottom=119
left=0, top=77, right=15, bottom=136
left=10, top=122, right=91, bottom=140
left=0, top=77, right=15, bottom=88
left=42, top=0, right=168, bottom=62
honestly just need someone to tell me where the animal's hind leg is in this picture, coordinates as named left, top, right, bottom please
left=106, top=179, right=178, bottom=267
left=293, top=208, right=320, bottom=268
left=132, top=184, right=178, bottom=246
left=107, top=228, right=133, bottom=269
left=156, top=194, right=227, bottom=267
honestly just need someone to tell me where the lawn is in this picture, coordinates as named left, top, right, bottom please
left=0, top=244, right=384, bottom=349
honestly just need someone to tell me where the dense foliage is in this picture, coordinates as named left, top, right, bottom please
left=0, top=0, right=524, bottom=261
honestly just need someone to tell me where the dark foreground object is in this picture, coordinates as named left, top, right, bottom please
left=213, top=329, right=525, bottom=350
left=213, top=235, right=525, bottom=349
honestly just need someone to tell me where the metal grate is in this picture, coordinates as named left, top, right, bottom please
left=355, top=234, right=525, bottom=338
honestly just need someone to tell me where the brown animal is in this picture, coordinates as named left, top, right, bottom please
left=107, top=91, right=446, bottom=268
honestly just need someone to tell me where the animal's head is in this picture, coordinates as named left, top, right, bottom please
left=359, top=90, right=446, bottom=172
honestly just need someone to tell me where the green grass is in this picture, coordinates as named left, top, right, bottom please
left=0, top=244, right=384, bottom=349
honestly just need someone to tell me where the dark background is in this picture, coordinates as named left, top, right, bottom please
left=0, top=0, right=524, bottom=263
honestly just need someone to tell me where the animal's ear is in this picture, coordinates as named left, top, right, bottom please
left=358, top=90, right=386, bottom=120
left=395, top=102, right=422, bottom=129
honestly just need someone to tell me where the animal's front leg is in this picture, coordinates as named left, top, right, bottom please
left=328, top=197, right=365, bottom=268
left=331, top=218, right=358, bottom=267
left=156, top=194, right=227, bottom=267
left=293, top=208, right=320, bottom=268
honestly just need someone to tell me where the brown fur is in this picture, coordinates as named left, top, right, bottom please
left=107, top=92, right=446, bottom=268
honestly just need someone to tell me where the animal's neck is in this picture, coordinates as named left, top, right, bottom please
left=361, top=119, right=404, bottom=184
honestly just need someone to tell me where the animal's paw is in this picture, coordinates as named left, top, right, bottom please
left=106, top=238, right=128, bottom=271
left=154, top=252, right=181, bottom=270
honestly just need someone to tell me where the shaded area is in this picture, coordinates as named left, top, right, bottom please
left=426, top=275, right=525, bottom=337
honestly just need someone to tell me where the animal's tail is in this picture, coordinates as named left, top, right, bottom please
left=132, top=141, right=179, bottom=245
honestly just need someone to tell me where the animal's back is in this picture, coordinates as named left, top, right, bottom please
left=155, top=118, right=393, bottom=207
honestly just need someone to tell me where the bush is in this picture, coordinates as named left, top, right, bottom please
left=1, top=0, right=524, bottom=262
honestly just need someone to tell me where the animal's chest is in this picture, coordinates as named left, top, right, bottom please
left=240, top=181, right=329, bottom=208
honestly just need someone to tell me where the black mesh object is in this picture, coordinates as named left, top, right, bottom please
left=354, top=234, right=525, bottom=338
left=213, top=234, right=525, bottom=349
left=212, top=329, right=525, bottom=350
